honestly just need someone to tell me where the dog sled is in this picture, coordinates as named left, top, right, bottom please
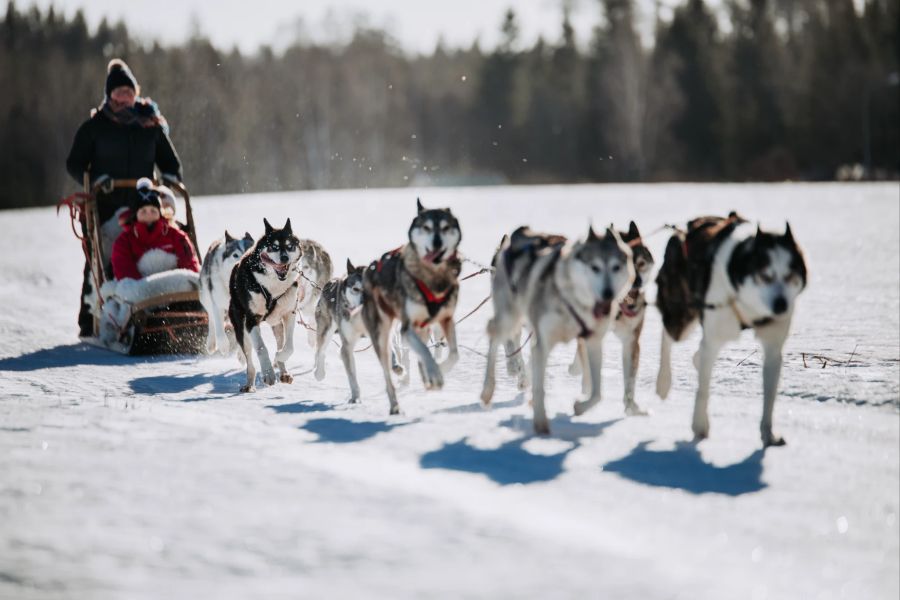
left=58, top=175, right=208, bottom=355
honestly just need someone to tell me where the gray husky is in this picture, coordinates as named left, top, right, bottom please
left=655, top=213, right=807, bottom=447
left=296, top=239, right=333, bottom=345
left=313, top=259, right=367, bottom=402
left=199, top=231, right=254, bottom=356
left=568, top=221, right=654, bottom=416
left=480, top=225, right=635, bottom=435
left=362, top=199, right=462, bottom=415
left=229, top=218, right=302, bottom=392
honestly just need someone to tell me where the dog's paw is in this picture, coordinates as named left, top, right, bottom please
left=280, top=372, right=294, bottom=384
left=314, top=366, right=326, bottom=381
left=480, top=383, right=494, bottom=407
left=347, top=395, right=360, bottom=404
left=424, top=369, right=444, bottom=390
left=389, top=404, right=400, bottom=415
left=239, top=384, right=256, bottom=393
left=692, top=419, right=710, bottom=441
left=262, top=370, right=277, bottom=386
left=392, top=363, right=405, bottom=376
left=625, top=402, right=650, bottom=417
left=762, top=430, right=786, bottom=448
left=533, top=419, right=551, bottom=436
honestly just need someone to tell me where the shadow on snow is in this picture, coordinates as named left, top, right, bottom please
left=602, top=441, right=767, bottom=496
left=301, top=417, right=407, bottom=444
left=0, top=343, right=183, bottom=371
left=420, top=415, right=622, bottom=485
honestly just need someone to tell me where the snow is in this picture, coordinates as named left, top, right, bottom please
left=1, top=183, right=898, bottom=599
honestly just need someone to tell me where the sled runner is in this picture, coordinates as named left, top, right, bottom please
left=59, top=176, right=208, bottom=355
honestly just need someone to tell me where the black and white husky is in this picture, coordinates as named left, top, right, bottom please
left=568, top=221, right=655, bottom=416
left=362, top=199, right=462, bottom=415
left=228, top=218, right=302, bottom=392
left=199, top=231, right=254, bottom=356
left=313, top=259, right=367, bottom=401
left=480, top=225, right=635, bottom=435
left=655, top=213, right=807, bottom=446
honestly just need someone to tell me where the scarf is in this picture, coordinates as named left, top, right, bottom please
left=98, top=97, right=169, bottom=134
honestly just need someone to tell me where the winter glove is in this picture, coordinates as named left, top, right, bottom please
left=93, top=174, right=114, bottom=194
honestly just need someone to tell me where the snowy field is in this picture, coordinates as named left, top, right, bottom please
left=0, top=183, right=898, bottom=600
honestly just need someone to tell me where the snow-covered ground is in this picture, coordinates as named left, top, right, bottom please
left=0, top=183, right=897, bottom=599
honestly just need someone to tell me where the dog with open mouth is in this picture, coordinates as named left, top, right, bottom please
left=655, top=212, right=807, bottom=447
left=480, top=224, right=635, bottom=434
left=568, top=221, right=655, bottom=416
left=228, top=218, right=302, bottom=392
left=362, top=198, right=462, bottom=415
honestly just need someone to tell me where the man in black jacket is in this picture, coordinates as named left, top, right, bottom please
left=66, top=58, right=184, bottom=336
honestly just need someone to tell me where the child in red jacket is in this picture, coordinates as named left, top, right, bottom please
left=110, top=178, right=200, bottom=280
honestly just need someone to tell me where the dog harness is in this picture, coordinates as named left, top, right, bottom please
left=373, top=246, right=456, bottom=328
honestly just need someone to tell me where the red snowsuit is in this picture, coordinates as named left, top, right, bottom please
left=111, top=220, right=199, bottom=280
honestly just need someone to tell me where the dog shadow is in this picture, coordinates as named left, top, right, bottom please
left=301, top=417, right=407, bottom=444
left=420, top=437, right=573, bottom=485
left=266, top=401, right=334, bottom=414
left=602, top=441, right=767, bottom=496
left=129, top=371, right=240, bottom=396
left=420, top=415, right=621, bottom=485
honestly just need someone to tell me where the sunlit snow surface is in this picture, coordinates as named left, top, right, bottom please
left=1, top=183, right=897, bottom=599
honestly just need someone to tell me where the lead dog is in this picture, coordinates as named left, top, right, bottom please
left=569, top=221, right=655, bottom=416
left=655, top=213, right=807, bottom=446
left=200, top=230, right=254, bottom=356
left=362, top=199, right=462, bottom=415
left=480, top=225, right=635, bottom=434
left=229, top=218, right=302, bottom=392
left=313, top=259, right=367, bottom=402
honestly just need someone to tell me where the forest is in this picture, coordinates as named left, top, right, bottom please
left=0, top=0, right=897, bottom=208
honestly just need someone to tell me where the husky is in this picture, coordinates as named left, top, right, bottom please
left=200, top=230, right=254, bottom=356
left=480, top=225, right=635, bottom=435
left=228, top=218, right=302, bottom=392
left=313, top=259, right=367, bottom=401
left=362, top=199, right=462, bottom=414
left=568, top=221, right=655, bottom=416
left=296, top=239, right=334, bottom=345
left=654, top=213, right=807, bottom=447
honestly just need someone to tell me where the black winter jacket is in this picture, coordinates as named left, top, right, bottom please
left=66, top=111, right=182, bottom=187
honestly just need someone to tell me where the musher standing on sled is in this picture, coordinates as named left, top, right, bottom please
left=65, top=58, right=183, bottom=336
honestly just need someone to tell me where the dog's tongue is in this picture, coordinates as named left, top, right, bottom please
left=424, top=249, right=444, bottom=264
left=619, top=302, right=638, bottom=318
left=593, top=300, right=612, bottom=318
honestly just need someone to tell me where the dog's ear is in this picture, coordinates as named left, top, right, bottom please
left=346, top=258, right=355, bottom=274
left=784, top=222, right=794, bottom=244
left=224, top=230, right=234, bottom=243
left=243, top=232, right=253, bottom=243
left=756, top=223, right=763, bottom=238
left=417, top=198, right=425, bottom=214
left=264, top=218, right=274, bottom=235
left=283, top=218, right=292, bottom=234
left=587, top=225, right=599, bottom=241
left=628, top=221, right=640, bottom=239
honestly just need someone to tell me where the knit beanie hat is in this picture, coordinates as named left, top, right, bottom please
left=132, top=177, right=161, bottom=213
left=106, top=59, right=138, bottom=98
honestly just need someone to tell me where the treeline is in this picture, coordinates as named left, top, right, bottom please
left=1, top=0, right=897, bottom=208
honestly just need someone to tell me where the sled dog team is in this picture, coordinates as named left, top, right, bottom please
left=200, top=200, right=807, bottom=448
